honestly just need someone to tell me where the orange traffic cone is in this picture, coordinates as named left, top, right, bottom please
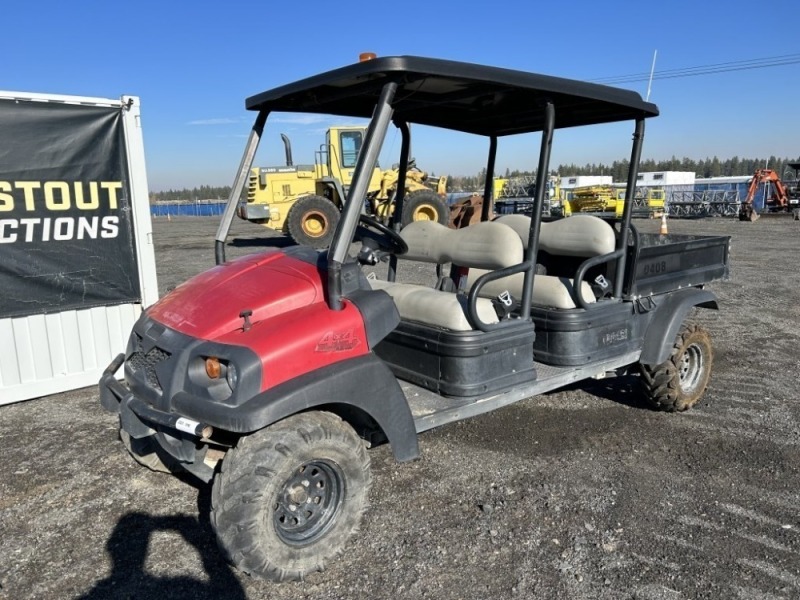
left=659, top=213, right=668, bottom=235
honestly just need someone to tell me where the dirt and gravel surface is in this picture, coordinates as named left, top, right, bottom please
left=1, top=214, right=799, bottom=600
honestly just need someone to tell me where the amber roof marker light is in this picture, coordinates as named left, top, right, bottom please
left=359, top=52, right=377, bottom=62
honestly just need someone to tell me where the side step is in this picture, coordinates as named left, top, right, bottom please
left=405, top=351, right=641, bottom=433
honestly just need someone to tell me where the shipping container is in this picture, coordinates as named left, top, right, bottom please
left=0, top=91, right=158, bottom=405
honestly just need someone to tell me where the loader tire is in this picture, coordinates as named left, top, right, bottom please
left=639, top=322, right=713, bottom=412
left=401, top=190, right=449, bottom=227
left=286, top=195, right=340, bottom=248
left=211, top=411, right=371, bottom=582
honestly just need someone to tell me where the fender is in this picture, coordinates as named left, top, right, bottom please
left=173, top=352, right=419, bottom=462
left=639, top=287, right=718, bottom=366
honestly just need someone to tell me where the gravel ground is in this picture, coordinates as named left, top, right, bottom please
left=1, top=213, right=799, bottom=600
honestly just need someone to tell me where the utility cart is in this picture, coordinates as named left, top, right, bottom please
left=100, top=55, right=730, bottom=581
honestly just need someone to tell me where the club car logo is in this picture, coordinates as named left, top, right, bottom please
left=315, top=329, right=360, bottom=352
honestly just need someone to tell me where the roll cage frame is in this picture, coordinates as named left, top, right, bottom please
left=215, top=55, right=659, bottom=320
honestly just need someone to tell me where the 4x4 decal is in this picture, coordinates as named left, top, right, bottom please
left=315, top=329, right=360, bottom=352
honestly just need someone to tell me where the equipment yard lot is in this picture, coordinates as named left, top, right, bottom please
left=2, top=215, right=799, bottom=600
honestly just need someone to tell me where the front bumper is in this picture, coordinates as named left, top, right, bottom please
left=100, top=353, right=216, bottom=482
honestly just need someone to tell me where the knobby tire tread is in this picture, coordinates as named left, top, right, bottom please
left=211, top=411, right=370, bottom=581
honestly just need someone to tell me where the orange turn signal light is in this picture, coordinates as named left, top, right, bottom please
left=205, top=357, right=222, bottom=379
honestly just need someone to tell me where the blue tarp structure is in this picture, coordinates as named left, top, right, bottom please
left=150, top=201, right=227, bottom=217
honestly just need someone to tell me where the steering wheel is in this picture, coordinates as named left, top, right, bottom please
left=354, top=214, right=408, bottom=264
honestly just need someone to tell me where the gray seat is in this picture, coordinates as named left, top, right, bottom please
left=466, top=214, right=616, bottom=309
left=367, top=221, right=523, bottom=331
left=496, top=213, right=616, bottom=257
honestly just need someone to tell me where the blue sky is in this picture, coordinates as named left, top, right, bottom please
left=4, top=0, right=798, bottom=191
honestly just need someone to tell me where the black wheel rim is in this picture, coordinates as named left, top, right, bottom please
left=273, top=459, right=344, bottom=546
left=678, top=343, right=704, bottom=394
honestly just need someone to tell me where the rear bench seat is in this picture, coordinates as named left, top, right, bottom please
left=368, top=221, right=522, bottom=331
left=466, top=214, right=617, bottom=309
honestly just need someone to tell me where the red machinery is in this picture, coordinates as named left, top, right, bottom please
left=739, top=168, right=793, bottom=221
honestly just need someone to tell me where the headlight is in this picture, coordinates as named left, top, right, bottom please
left=185, top=344, right=261, bottom=406
left=226, top=362, right=239, bottom=391
left=192, top=356, right=238, bottom=400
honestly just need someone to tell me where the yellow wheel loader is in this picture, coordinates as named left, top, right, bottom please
left=237, top=127, right=448, bottom=247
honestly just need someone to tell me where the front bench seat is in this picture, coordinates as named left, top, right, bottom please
left=368, top=220, right=523, bottom=331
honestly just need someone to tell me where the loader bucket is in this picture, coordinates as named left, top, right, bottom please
left=739, top=205, right=759, bottom=222
left=449, top=194, right=490, bottom=228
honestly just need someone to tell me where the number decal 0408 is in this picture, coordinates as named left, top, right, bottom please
left=642, top=260, right=668, bottom=276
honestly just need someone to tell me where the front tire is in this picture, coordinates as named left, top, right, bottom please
left=286, top=195, right=341, bottom=248
left=639, top=322, right=713, bottom=412
left=401, top=190, right=449, bottom=227
left=211, top=411, right=371, bottom=581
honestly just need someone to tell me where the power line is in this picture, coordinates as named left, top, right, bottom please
left=591, top=53, right=800, bottom=85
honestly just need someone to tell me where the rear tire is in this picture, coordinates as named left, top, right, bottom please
left=639, top=322, right=713, bottom=412
left=286, top=195, right=340, bottom=248
left=211, top=411, right=371, bottom=581
left=401, top=190, right=449, bottom=227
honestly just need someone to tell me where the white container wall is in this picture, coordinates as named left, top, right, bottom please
left=560, top=175, right=613, bottom=189
left=0, top=305, right=142, bottom=404
left=636, top=171, right=696, bottom=186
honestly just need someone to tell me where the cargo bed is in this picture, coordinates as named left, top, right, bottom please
left=623, top=231, right=730, bottom=298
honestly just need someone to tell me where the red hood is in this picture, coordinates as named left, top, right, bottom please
left=148, top=250, right=324, bottom=340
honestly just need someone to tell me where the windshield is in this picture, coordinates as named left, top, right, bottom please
left=340, top=130, right=363, bottom=168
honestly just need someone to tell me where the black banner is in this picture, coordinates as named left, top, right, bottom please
left=0, top=99, right=141, bottom=318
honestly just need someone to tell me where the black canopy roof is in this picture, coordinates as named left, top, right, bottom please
left=246, top=56, right=659, bottom=137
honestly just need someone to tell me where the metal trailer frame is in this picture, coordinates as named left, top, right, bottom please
left=667, top=190, right=742, bottom=218
left=0, top=91, right=158, bottom=405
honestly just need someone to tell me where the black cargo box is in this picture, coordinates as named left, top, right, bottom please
left=530, top=301, right=652, bottom=367
left=375, top=321, right=536, bottom=398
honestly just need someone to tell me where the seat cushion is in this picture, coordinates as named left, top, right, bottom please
left=466, top=269, right=595, bottom=309
left=369, top=279, right=499, bottom=331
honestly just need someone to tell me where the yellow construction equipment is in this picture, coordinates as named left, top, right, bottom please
left=492, top=175, right=560, bottom=216
left=562, top=185, right=664, bottom=218
left=568, top=185, right=618, bottom=215
left=237, top=126, right=448, bottom=247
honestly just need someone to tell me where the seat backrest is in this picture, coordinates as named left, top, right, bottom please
left=495, top=214, right=616, bottom=257
left=478, top=214, right=617, bottom=309
left=399, top=220, right=523, bottom=269
left=374, top=220, right=521, bottom=331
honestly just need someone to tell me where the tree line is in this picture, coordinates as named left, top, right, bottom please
left=152, top=155, right=800, bottom=200
left=448, top=155, right=800, bottom=192
left=150, top=185, right=233, bottom=202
